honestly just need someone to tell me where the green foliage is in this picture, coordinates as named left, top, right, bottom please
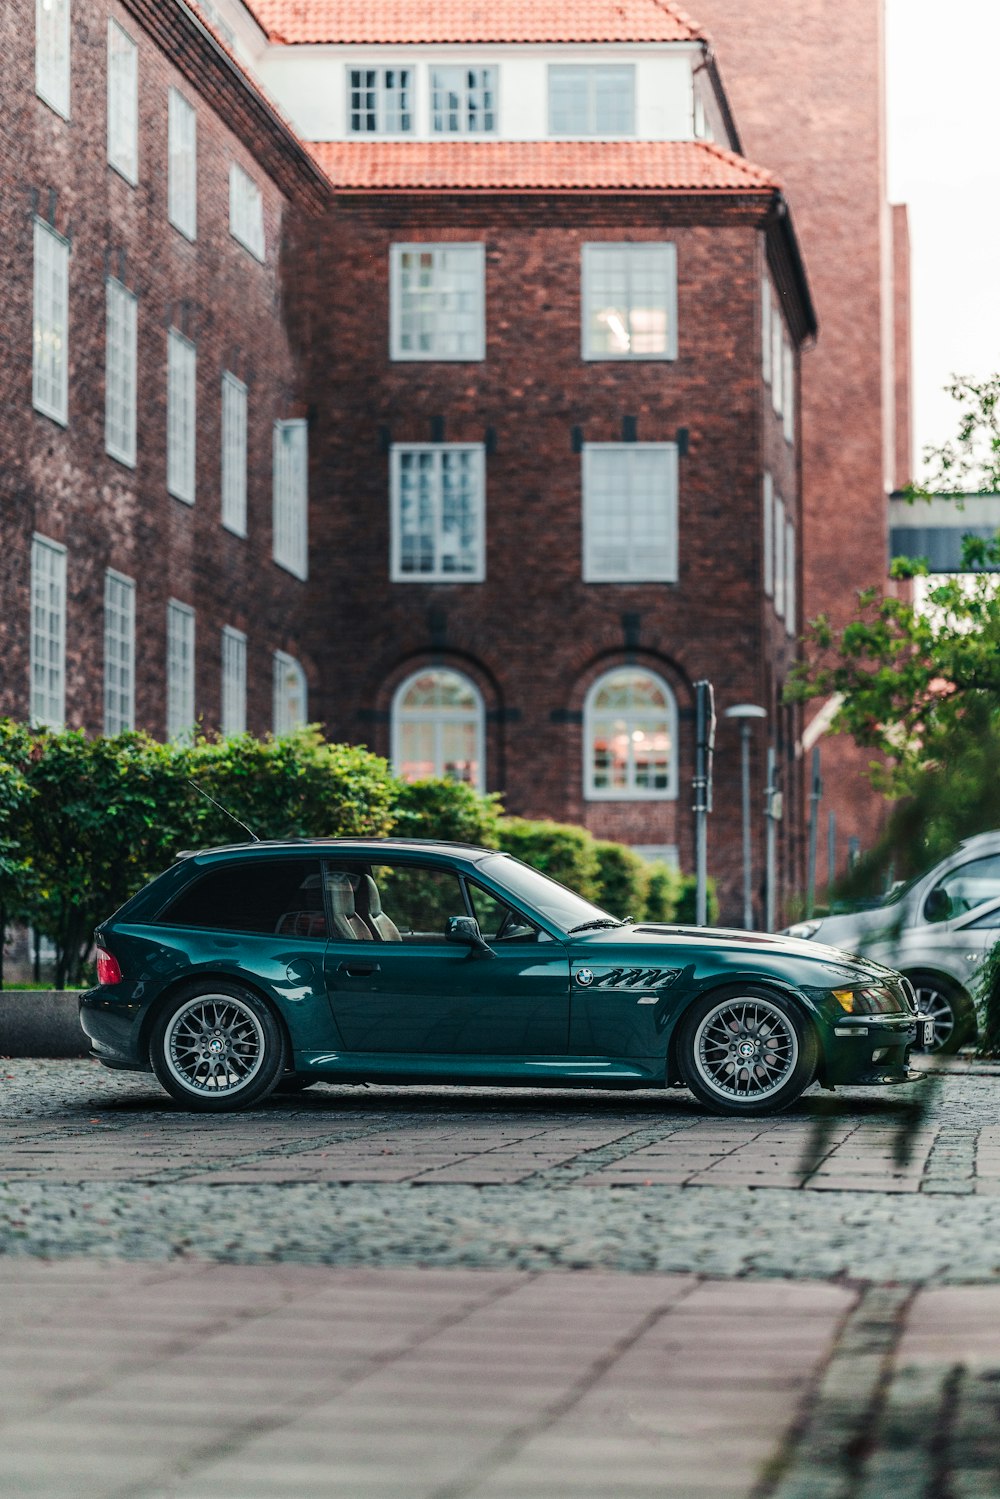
left=592, top=840, right=650, bottom=920
left=495, top=817, right=602, bottom=903
left=0, top=721, right=37, bottom=987
left=674, top=873, right=720, bottom=926
left=977, top=937, right=1000, bottom=1057
left=389, top=777, right=502, bottom=848
left=642, top=861, right=684, bottom=923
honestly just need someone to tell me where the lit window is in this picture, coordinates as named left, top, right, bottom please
left=773, top=493, right=786, bottom=618
left=168, top=89, right=197, bottom=239
left=273, top=651, right=307, bottom=734
left=30, top=535, right=67, bottom=729
left=431, top=67, right=496, bottom=133
left=549, top=65, right=634, bottom=136
left=783, top=342, right=795, bottom=443
left=166, top=600, right=195, bottom=742
left=585, top=668, right=678, bottom=800
left=103, top=570, right=135, bottom=734
left=36, top=0, right=70, bottom=119
left=221, top=626, right=246, bottom=736
left=391, top=445, right=485, bottom=583
left=221, top=372, right=247, bottom=536
left=582, top=444, right=678, bottom=583
left=761, top=277, right=772, bottom=384
left=771, top=307, right=784, bottom=416
left=105, top=278, right=137, bottom=466
left=229, top=164, right=264, bottom=260
left=107, top=20, right=138, bottom=183
left=273, top=419, right=308, bottom=580
left=392, top=669, right=484, bottom=790
left=348, top=67, right=413, bottom=133
left=167, top=329, right=196, bottom=504
left=785, top=520, right=796, bottom=637
left=32, top=219, right=69, bottom=426
left=762, top=471, right=774, bottom=598
left=582, top=243, right=677, bottom=360
left=391, top=244, right=485, bottom=361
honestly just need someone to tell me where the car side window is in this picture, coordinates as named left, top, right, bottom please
left=924, top=854, right=1000, bottom=924
left=466, top=879, right=541, bottom=943
left=157, top=858, right=326, bottom=937
left=366, top=864, right=468, bottom=943
left=963, top=905, right=1000, bottom=930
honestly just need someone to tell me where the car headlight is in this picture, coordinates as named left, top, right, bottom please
left=784, top=920, right=821, bottom=940
left=831, top=984, right=906, bottom=1015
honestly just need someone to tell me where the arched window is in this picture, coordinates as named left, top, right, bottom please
left=273, top=651, right=307, bottom=734
left=392, top=668, right=485, bottom=790
left=584, top=668, right=677, bottom=799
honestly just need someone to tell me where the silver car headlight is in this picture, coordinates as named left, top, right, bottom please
left=784, top=920, right=821, bottom=940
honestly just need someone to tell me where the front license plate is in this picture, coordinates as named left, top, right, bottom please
left=922, top=1019, right=936, bottom=1047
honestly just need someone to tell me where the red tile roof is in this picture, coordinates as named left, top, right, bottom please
left=247, top=1, right=706, bottom=45
left=306, top=139, right=778, bottom=193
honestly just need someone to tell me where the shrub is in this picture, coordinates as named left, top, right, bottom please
left=593, top=840, right=650, bottom=920
left=496, top=817, right=602, bottom=903
left=390, top=777, right=502, bottom=848
left=641, top=861, right=684, bottom=923
left=978, top=938, right=1000, bottom=1057
left=674, top=873, right=720, bottom=926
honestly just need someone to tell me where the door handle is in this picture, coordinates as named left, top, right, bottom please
left=338, top=961, right=381, bottom=978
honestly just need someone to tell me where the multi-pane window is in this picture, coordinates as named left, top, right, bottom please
left=166, top=600, right=195, bottom=742
left=273, top=651, right=307, bottom=735
left=582, top=444, right=679, bottom=583
left=392, top=669, right=484, bottom=790
left=103, top=570, right=135, bottom=734
left=32, top=219, right=69, bottom=425
left=773, top=493, right=786, bottom=618
left=390, top=445, right=486, bottom=583
left=167, top=329, right=196, bottom=504
left=220, top=626, right=247, bottom=737
left=30, top=535, right=67, bottom=729
left=761, top=277, right=772, bottom=384
left=585, top=668, right=678, bottom=800
left=431, top=67, right=496, bottom=133
left=36, top=0, right=70, bottom=118
left=348, top=68, right=413, bottom=133
left=785, top=520, right=796, bottom=636
left=221, top=372, right=247, bottom=535
left=549, top=65, right=635, bottom=136
left=390, top=244, right=485, bottom=361
left=107, top=20, right=138, bottom=183
left=582, top=243, right=677, bottom=360
left=771, top=308, right=784, bottom=415
left=783, top=343, right=795, bottom=443
left=168, top=89, right=197, bottom=239
left=105, top=278, right=137, bottom=466
left=273, top=419, right=308, bottom=580
left=229, top=164, right=264, bottom=260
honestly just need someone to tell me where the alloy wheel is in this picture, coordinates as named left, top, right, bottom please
left=911, top=983, right=956, bottom=1054
left=692, top=996, right=799, bottom=1102
left=164, top=994, right=266, bottom=1097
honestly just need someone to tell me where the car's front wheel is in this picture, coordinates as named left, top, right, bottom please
left=677, top=986, right=817, bottom=1116
left=150, top=983, right=287, bottom=1112
left=906, top=972, right=977, bottom=1056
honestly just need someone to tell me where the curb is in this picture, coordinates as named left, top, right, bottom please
left=0, top=990, right=90, bottom=1058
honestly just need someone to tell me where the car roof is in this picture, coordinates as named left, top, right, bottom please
left=179, top=838, right=504, bottom=864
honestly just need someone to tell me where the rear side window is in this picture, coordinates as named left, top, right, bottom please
left=924, top=853, right=1000, bottom=923
left=158, top=858, right=326, bottom=937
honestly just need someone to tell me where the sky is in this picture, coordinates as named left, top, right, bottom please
left=885, top=0, right=1000, bottom=478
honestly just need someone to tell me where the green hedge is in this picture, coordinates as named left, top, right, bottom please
left=390, top=778, right=502, bottom=849
left=495, top=817, right=603, bottom=904
left=592, top=840, right=650, bottom=920
left=642, top=861, right=684, bottom=923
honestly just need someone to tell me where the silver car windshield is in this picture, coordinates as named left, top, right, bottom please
left=480, top=855, right=612, bottom=932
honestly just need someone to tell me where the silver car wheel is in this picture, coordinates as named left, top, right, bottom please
left=911, top=983, right=956, bottom=1053
left=164, top=994, right=266, bottom=1096
left=692, top=996, right=799, bottom=1101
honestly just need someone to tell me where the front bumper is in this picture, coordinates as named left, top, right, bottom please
left=821, top=1013, right=919, bottom=1087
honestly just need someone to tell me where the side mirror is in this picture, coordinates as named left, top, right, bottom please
left=924, top=887, right=950, bottom=923
left=445, top=915, right=494, bottom=957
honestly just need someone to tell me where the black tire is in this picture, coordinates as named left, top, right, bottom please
left=150, top=981, right=287, bottom=1112
left=906, top=972, right=977, bottom=1056
left=677, top=984, right=818, bottom=1117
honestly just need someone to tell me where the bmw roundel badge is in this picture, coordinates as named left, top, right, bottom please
left=575, top=968, right=594, bottom=987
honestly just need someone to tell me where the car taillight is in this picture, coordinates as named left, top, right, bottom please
left=96, top=948, right=123, bottom=985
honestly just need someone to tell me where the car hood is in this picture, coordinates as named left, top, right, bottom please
left=572, top=922, right=899, bottom=983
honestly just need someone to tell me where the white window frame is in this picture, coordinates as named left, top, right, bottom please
left=548, top=64, right=635, bottom=136
left=774, top=493, right=786, bottom=618
left=390, top=444, right=486, bottom=584
left=168, top=89, right=197, bottom=240
left=430, top=66, right=497, bottom=134
left=783, top=342, right=795, bottom=443
left=166, top=599, right=196, bottom=743
left=273, top=418, right=308, bottom=580
left=229, top=163, right=264, bottom=260
left=32, top=218, right=69, bottom=426
left=582, top=243, right=678, bottom=362
left=584, top=667, right=679, bottom=802
left=771, top=307, right=784, bottom=416
left=105, top=277, right=137, bottom=467
left=36, top=0, right=70, bottom=119
left=762, top=471, right=774, bottom=598
left=167, top=328, right=196, bottom=504
left=273, top=651, right=307, bottom=735
left=220, top=626, right=247, bottom=737
left=347, top=66, right=414, bottom=134
left=391, top=668, right=486, bottom=793
left=221, top=372, right=248, bottom=536
left=582, top=443, right=679, bottom=583
left=762, top=276, right=772, bottom=384
left=785, top=520, right=796, bottom=637
left=390, top=243, right=486, bottom=362
left=30, top=534, right=67, bottom=730
left=103, top=569, right=135, bottom=734
left=106, top=19, right=138, bottom=184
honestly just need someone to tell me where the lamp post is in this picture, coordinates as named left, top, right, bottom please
left=724, top=704, right=767, bottom=930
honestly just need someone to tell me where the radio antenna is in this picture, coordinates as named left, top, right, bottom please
left=187, top=780, right=261, bottom=842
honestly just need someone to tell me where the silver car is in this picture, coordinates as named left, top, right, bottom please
left=783, top=831, right=1000, bottom=1053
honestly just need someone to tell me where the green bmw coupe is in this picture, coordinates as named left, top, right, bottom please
left=79, top=838, right=925, bottom=1116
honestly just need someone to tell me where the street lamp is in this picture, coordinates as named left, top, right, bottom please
left=724, top=704, right=767, bottom=929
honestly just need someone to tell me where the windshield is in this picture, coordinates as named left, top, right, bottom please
left=479, top=854, right=613, bottom=933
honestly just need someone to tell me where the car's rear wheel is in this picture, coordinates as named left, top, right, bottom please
left=150, top=983, right=286, bottom=1112
left=906, top=972, right=976, bottom=1055
left=678, top=986, right=817, bottom=1116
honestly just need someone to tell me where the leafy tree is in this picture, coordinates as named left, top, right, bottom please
left=0, top=722, right=36, bottom=988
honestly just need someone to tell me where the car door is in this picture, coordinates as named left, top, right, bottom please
left=929, top=898, right=1000, bottom=987
left=322, top=859, right=571, bottom=1057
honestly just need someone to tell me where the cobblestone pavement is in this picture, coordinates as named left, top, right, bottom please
left=3, top=1059, right=1000, bottom=1496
